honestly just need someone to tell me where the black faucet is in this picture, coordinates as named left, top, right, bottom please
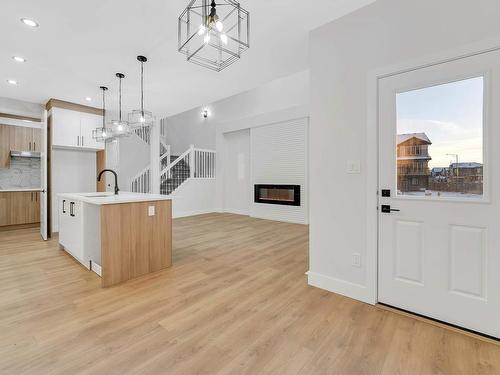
left=98, top=169, right=120, bottom=195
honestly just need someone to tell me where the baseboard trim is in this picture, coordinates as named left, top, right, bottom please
left=307, top=271, right=374, bottom=304
left=0, top=223, right=39, bottom=231
left=173, top=209, right=215, bottom=218
left=223, top=208, right=250, bottom=216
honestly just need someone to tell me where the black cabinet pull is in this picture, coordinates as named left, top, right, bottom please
left=62, top=200, right=66, bottom=213
left=70, top=202, right=75, bottom=217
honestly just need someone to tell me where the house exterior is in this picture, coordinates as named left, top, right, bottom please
left=449, top=162, right=483, bottom=183
left=397, top=133, right=432, bottom=192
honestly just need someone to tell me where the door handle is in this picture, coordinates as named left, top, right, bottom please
left=381, top=204, right=400, bottom=213
left=62, top=199, right=66, bottom=213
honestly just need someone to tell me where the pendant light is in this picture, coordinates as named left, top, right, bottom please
left=178, top=0, right=250, bottom=71
left=109, top=73, right=132, bottom=137
left=92, top=86, right=112, bottom=142
left=129, top=55, right=154, bottom=128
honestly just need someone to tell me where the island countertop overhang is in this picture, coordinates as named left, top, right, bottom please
left=58, top=192, right=172, bottom=205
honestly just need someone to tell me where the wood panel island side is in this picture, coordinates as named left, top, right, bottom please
left=57, top=192, right=172, bottom=287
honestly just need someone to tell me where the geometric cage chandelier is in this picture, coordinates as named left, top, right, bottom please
left=178, top=0, right=250, bottom=72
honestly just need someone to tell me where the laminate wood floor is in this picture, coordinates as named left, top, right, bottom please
left=0, top=213, right=499, bottom=374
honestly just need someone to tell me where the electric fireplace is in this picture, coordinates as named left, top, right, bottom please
left=254, top=184, right=301, bottom=206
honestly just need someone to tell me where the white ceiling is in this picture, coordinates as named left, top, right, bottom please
left=0, top=0, right=373, bottom=117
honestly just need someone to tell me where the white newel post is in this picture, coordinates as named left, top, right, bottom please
left=150, top=121, right=160, bottom=194
left=189, top=144, right=195, bottom=179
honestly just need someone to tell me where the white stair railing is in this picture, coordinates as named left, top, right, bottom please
left=194, top=148, right=216, bottom=178
left=135, top=127, right=151, bottom=145
left=130, top=144, right=216, bottom=195
left=130, top=165, right=151, bottom=193
left=160, top=139, right=171, bottom=170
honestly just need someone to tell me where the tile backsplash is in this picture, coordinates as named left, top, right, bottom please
left=0, top=157, right=41, bottom=190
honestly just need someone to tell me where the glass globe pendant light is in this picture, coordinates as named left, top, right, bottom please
left=128, top=55, right=154, bottom=128
left=92, top=86, right=112, bottom=142
left=109, top=73, right=132, bottom=137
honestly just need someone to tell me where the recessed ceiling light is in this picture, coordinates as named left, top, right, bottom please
left=85, top=97, right=92, bottom=102
left=12, top=56, right=26, bottom=63
left=20, top=18, right=39, bottom=28
left=7, top=79, right=18, bottom=85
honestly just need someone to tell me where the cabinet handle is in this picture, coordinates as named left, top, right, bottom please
left=70, top=202, right=75, bottom=217
left=62, top=199, right=66, bottom=213
left=82, top=136, right=84, bottom=146
left=77, top=136, right=80, bottom=146
left=31, top=192, right=33, bottom=201
left=35, top=193, right=38, bottom=202
left=29, top=141, right=32, bottom=151
left=33, top=142, right=36, bottom=150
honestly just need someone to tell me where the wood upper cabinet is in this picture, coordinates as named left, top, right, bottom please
left=31, top=128, right=41, bottom=151
left=0, top=125, right=41, bottom=169
left=7, top=125, right=41, bottom=152
left=0, top=125, right=10, bottom=168
left=9, top=126, right=31, bottom=151
left=0, top=192, right=40, bottom=227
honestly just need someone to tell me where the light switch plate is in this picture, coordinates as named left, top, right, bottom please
left=148, top=205, right=155, bottom=216
left=352, top=253, right=361, bottom=268
left=347, top=160, right=361, bottom=174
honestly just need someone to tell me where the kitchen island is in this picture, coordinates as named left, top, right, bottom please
left=58, top=192, right=172, bottom=287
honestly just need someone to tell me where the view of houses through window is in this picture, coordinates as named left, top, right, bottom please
left=396, top=77, right=484, bottom=198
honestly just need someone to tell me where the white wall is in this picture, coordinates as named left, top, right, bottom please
left=162, top=70, right=310, bottom=220
left=0, top=97, right=43, bottom=118
left=223, top=129, right=250, bottom=215
left=171, top=178, right=216, bottom=218
left=51, top=149, right=96, bottom=232
left=308, top=0, right=500, bottom=302
left=116, top=134, right=150, bottom=191
left=250, top=118, right=308, bottom=224
left=163, top=70, right=309, bottom=155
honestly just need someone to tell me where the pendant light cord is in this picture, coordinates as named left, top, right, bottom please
left=141, top=61, right=144, bottom=117
left=119, top=76, right=122, bottom=122
left=102, top=88, right=106, bottom=128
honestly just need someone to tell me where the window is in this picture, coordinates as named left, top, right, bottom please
left=396, top=77, right=484, bottom=199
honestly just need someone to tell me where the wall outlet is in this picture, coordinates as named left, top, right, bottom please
left=148, top=205, right=155, bottom=216
left=352, top=253, right=361, bottom=268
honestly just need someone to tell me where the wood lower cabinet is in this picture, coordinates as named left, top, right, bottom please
left=0, top=192, right=40, bottom=227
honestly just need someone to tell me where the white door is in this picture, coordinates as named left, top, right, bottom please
left=378, top=50, right=500, bottom=338
left=40, top=110, right=48, bottom=240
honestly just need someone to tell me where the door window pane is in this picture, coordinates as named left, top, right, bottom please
left=396, top=77, right=484, bottom=199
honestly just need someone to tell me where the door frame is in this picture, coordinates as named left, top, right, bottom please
left=365, top=36, right=500, bottom=305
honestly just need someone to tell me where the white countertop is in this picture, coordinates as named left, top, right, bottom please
left=1, top=188, right=42, bottom=192
left=58, top=192, right=172, bottom=205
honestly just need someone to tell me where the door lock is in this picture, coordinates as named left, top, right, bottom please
left=381, top=204, right=400, bottom=213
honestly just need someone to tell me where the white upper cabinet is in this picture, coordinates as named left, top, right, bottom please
left=51, top=107, right=104, bottom=150
left=80, top=112, right=103, bottom=150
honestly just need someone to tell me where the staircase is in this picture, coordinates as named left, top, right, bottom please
left=130, top=142, right=215, bottom=196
